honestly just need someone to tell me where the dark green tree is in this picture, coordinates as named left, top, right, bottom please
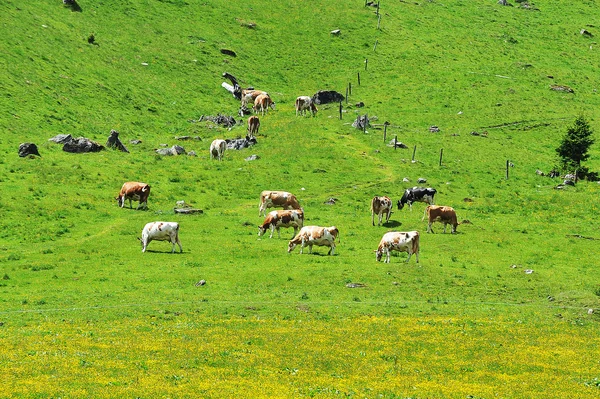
left=556, top=115, right=595, bottom=176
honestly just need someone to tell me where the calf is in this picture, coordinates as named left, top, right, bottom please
left=210, top=139, right=226, bottom=161
left=258, top=209, right=304, bottom=239
left=258, top=190, right=302, bottom=216
left=375, top=231, right=420, bottom=263
left=295, top=96, right=318, bottom=116
left=253, top=93, right=275, bottom=115
left=371, top=196, right=393, bottom=226
left=116, top=181, right=150, bottom=210
left=139, top=221, right=182, bottom=253
left=288, top=226, right=339, bottom=255
left=247, top=115, right=260, bottom=138
left=426, top=205, right=458, bottom=234
left=397, top=187, right=437, bottom=210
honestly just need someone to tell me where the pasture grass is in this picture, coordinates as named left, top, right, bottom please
left=1, top=0, right=600, bottom=397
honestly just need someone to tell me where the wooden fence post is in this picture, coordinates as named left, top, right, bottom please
left=373, top=39, right=378, bottom=51
left=345, top=87, right=348, bottom=104
left=383, top=124, right=387, bottom=143
left=363, top=114, right=368, bottom=133
left=439, top=148, right=443, bottom=166
left=412, top=145, right=417, bottom=162
left=377, top=14, right=381, bottom=30
left=394, top=135, right=398, bottom=150
left=506, top=160, right=509, bottom=179
left=349, top=82, right=352, bottom=95
left=339, top=101, right=342, bottom=120
left=365, top=58, right=368, bottom=71
left=358, top=72, right=361, bottom=86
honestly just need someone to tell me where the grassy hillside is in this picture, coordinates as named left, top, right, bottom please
left=1, top=0, right=599, bottom=397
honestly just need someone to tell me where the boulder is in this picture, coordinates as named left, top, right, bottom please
left=49, top=134, right=73, bottom=144
left=63, top=137, right=104, bottom=153
left=19, top=143, right=41, bottom=158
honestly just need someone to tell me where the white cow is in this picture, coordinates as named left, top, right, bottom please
left=288, top=226, right=339, bottom=255
left=295, top=96, right=318, bottom=116
left=375, top=231, right=419, bottom=263
left=210, top=139, right=226, bottom=161
left=139, top=221, right=182, bottom=253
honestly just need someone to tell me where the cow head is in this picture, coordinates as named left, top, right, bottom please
left=258, top=226, right=267, bottom=237
left=397, top=200, right=405, bottom=210
left=374, top=249, right=383, bottom=262
left=287, top=241, right=298, bottom=253
left=116, top=196, right=123, bottom=207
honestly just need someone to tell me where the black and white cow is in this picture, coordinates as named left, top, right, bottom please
left=397, top=187, right=436, bottom=210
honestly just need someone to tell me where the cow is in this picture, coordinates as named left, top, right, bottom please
left=426, top=205, right=458, bottom=234
left=247, top=115, right=260, bottom=138
left=138, top=221, right=182, bottom=253
left=241, top=89, right=268, bottom=108
left=253, top=93, right=275, bottom=115
left=115, top=181, right=150, bottom=210
left=288, top=226, right=339, bottom=255
left=375, top=231, right=420, bottom=263
left=258, top=190, right=302, bottom=216
left=258, top=209, right=304, bottom=239
left=295, top=96, right=318, bottom=116
left=397, top=187, right=437, bottom=210
left=210, top=139, right=226, bottom=161
left=371, top=196, right=393, bottom=226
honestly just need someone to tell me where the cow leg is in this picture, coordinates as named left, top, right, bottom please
left=405, top=251, right=412, bottom=263
left=385, top=248, right=390, bottom=263
left=329, top=244, right=335, bottom=255
left=427, top=222, right=434, bottom=233
left=372, top=212, right=375, bottom=226
left=276, top=226, right=281, bottom=239
left=443, top=223, right=447, bottom=234
left=291, top=227, right=298, bottom=240
left=269, top=225, right=275, bottom=239
left=128, top=198, right=133, bottom=208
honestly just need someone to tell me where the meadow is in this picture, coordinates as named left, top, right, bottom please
left=1, top=0, right=599, bottom=397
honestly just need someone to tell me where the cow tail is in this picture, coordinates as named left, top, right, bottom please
left=412, top=232, right=420, bottom=255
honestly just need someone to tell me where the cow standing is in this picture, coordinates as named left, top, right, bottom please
left=247, top=115, right=260, bottom=138
left=426, top=205, right=458, bottom=234
left=371, top=196, right=393, bottom=226
left=375, top=231, right=420, bottom=263
left=397, top=187, right=437, bottom=210
left=241, top=89, right=268, bottom=108
left=258, top=190, right=302, bottom=216
left=210, top=139, right=226, bottom=161
left=139, top=221, right=182, bottom=253
left=288, top=226, right=339, bottom=255
left=116, top=181, right=150, bottom=210
left=258, top=209, right=304, bottom=239
left=295, top=96, right=318, bottom=116
left=253, top=93, right=275, bottom=115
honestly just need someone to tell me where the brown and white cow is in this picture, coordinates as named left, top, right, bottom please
left=139, top=221, right=182, bottom=253
left=371, top=196, right=393, bottom=226
left=258, top=209, right=304, bottom=239
left=426, top=205, right=458, bottom=234
left=295, top=96, right=318, bottom=116
left=241, top=89, right=268, bottom=108
left=247, top=115, right=260, bottom=138
left=375, top=231, right=420, bottom=263
left=253, top=93, right=275, bottom=115
left=210, top=139, right=226, bottom=161
left=288, top=226, right=339, bottom=255
left=116, top=181, right=150, bottom=210
left=258, top=190, right=302, bottom=216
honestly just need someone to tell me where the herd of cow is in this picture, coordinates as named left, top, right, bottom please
left=116, top=88, right=463, bottom=262
left=117, top=180, right=461, bottom=263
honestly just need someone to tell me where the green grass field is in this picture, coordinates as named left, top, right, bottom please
left=1, top=0, right=599, bottom=397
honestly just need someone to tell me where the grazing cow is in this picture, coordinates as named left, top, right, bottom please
left=295, top=96, right=318, bottom=116
left=375, top=231, right=420, bottom=263
left=397, top=187, right=437, bottom=210
left=210, top=139, right=226, bottom=161
left=253, top=93, right=275, bottom=115
left=247, top=115, right=260, bottom=138
left=258, top=209, right=304, bottom=239
left=288, top=226, right=339, bottom=255
left=258, top=190, right=302, bottom=216
left=116, top=181, right=150, bottom=210
left=426, top=205, right=458, bottom=234
left=371, top=196, right=393, bottom=226
left=241, top=89, right=268, bottom=107
left=139, top=221, right=182, bottom=253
